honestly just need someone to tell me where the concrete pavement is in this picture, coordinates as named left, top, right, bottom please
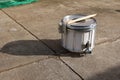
left=0, top=0, right=120, bottom=80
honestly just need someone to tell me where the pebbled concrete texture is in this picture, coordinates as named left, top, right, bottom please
left=0, top=10, right=53, bottom=73
left=61, top=40, right=120, bottom=80
left=2, top=0, right=120, bottom=52
left=0, top=0, right=120, bottom=80
left=0, top=58, right=81, bottom=80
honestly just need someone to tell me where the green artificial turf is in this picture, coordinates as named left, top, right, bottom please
left=0, top=0, right=38, bottom=8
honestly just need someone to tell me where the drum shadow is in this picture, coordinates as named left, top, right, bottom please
left=0, top=39, right=84, bottom=57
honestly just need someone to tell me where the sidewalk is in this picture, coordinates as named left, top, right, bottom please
left=0, top=0, right=120, bottom=80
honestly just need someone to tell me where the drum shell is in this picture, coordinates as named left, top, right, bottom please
left=61, top=29, right=96, bottom=53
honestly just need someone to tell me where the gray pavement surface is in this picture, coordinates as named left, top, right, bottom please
left=0, top=0, right=120, bottom=80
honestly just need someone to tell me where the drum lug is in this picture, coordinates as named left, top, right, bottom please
left=84, top=41, right=92, bottom=54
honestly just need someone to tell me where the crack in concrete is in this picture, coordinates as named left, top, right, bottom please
left=96, top=36, right=120, bottom=46
left=59, top=57, right=84, bottom=80
left=0, top=57, right=50, bottom=74
left=0, top=9, right=57, bottom=54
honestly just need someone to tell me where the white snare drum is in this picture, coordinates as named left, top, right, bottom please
left=59, top=14, right=97, bottom=53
